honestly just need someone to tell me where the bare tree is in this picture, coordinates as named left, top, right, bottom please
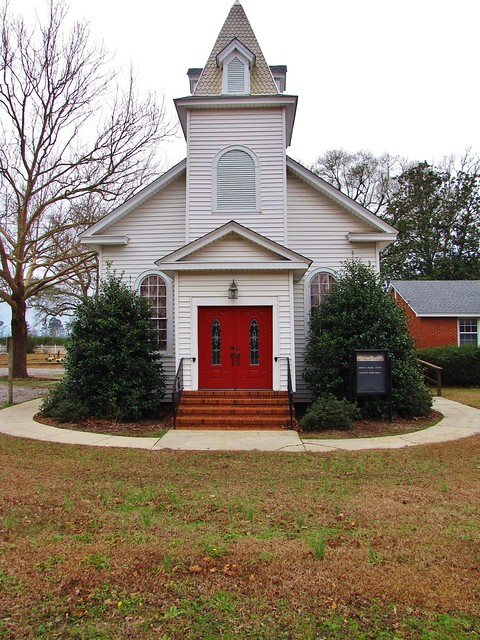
left=310, top=149, right=407, bottom=215
left=0, top=1, right=175, bottom=376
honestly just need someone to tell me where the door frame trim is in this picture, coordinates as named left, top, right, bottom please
left=191, top=296, right=279, bottom=391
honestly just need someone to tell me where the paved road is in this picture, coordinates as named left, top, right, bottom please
left=0, top=367, right=64, bottom=378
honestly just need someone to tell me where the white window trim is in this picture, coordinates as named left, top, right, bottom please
left=212, top=145, right=261, bottom=214
left=135, top=270, right=174, bottom=356
left=304, top=268, right=337, bottom=330
left=458, top=317, right=480, bottom=346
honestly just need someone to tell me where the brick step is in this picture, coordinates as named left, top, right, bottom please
left=179, top=398, right=288, bottom=407
left=181, top=392, right=288, bottom=400
left=175, top=391, right=292, bottom=430
left=178, top=405, right=290, bottom=416
left=174, top=416, right=292, bottom=429
left=176, top=424, right=286, bottom=431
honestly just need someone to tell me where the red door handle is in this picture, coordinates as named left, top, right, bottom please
left=236, top=347, right=240, bottom=366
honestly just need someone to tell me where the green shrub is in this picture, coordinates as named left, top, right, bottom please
left=40, top=382, right=90, bottom=422
left=41, top=272, right=166, bottom=422
left=300, top=395, right=361, bottom=432
left=417, top=346, right=480, bottom=387
left=304, top=260, right=432, bottom=418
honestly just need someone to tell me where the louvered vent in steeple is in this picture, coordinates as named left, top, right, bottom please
left=215, top=148, right=259, bottom=212
left=226, top=56, right=247, bottom=93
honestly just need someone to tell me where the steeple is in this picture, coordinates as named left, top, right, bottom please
left=193, top=1, right=279, bottom=96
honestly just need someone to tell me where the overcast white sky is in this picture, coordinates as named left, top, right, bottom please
left=9, top=0, right=480, bottom=166
left=4, top=0, right=480, bottom=330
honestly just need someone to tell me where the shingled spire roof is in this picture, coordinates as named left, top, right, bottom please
left=194, top=1, right=278, bottom=96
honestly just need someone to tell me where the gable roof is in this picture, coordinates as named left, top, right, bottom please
left=194, top=1, right=278, bottom=95
left=286, top=157, right=398, bottom=237
left=390, top=280, right=480, bottom=316
left=155, top=220, right=311, bottom=280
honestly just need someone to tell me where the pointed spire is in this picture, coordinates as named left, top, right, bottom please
left=194, top=2, right=278, bottom=95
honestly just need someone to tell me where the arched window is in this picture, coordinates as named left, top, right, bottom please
left=213, top=146, right=260, bottom=213
left=139, top=274, right=168, bottom=351
left=309, top=271, right=336, bottom=309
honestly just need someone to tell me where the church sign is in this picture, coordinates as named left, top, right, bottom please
left=354, top=350, right=389, bottom=396
left=352, top=349, right=392, bottom=421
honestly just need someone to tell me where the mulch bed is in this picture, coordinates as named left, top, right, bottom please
left=35, top=409, right=173, bottom=437
left=35, top=409, right=442, bottom=439
left=300, top=410, right=442, bottom=439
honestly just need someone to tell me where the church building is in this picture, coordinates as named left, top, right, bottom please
left=81, top=1, right=397, bottom=428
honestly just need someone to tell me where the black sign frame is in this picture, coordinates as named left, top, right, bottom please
left=351, top=349, right=392, bottom=422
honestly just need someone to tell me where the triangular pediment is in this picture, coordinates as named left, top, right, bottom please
left=155, top=221, right=311, bottom=280
left=180, top=231, right=288, bottom=264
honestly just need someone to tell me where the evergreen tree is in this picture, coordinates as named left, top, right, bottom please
left=304, top=261, right=432, bottom=418
left=42, top=272, right=166, bottom=421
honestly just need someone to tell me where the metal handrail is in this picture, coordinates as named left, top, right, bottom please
left=172, top=357, right=197, bottom=428
left=172, top=358, right=185, bottom=429
left=417, top=358, right=443, bottom=396
left=274, top=356, right=294, bottom=429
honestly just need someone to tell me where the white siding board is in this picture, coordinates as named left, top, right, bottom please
left=187, top=109, right=286, bottom=244
left=101, top=175, right=186, bottom=280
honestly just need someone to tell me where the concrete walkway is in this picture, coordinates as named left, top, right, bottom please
left=0, top=397, right=479, bottom=452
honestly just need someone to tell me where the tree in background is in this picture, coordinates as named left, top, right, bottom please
left=310, top=149, right=406, bottom=214
left=304, top=261, right=432, bottom=418
left=41, top=272, right=166, bottom=422
left=381, top=159, right=480, bottom=280
left=312, top=148, right=480, bottom=281
left=0, top=1, right=174, bottom=377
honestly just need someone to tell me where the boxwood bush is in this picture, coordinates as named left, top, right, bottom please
left=417, top=346, right=480, bottom=387
left=300, top=395, right=361, bottom=432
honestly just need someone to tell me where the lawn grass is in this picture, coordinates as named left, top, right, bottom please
left=1, top=433, right=479, bottom=638
left=442, top=386, right=480, bottom=410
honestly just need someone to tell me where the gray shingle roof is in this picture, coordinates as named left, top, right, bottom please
left=391, top=280, right=480, bottom=315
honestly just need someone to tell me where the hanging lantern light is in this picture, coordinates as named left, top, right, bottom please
left=228, top=279, right=238, bottom=299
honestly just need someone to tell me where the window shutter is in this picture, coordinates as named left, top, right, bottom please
left=217, top=149, right=256, bottom=211
left=227, top=56, right=246, bottom=93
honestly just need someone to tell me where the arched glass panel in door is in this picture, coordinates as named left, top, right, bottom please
left=250, top=319, right=259, bottom=365
left=211, top=319, right=221, bottom=365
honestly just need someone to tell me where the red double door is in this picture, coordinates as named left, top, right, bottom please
left=198, top=306, right=273, bottom=389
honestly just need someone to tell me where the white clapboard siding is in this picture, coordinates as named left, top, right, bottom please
left=286, top=171, right=381, bottom=401
left=181, top=234, right=282, bottom=263
left=101, top=175, right=186, bottom=279
left=100, top=175, right=186, bottom=395
left=187, top=109, right=286, bottom=244
left=177, top=272, right=292, bottom=391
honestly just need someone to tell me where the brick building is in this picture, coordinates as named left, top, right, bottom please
left=390, top=281, right=480, bottom=349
